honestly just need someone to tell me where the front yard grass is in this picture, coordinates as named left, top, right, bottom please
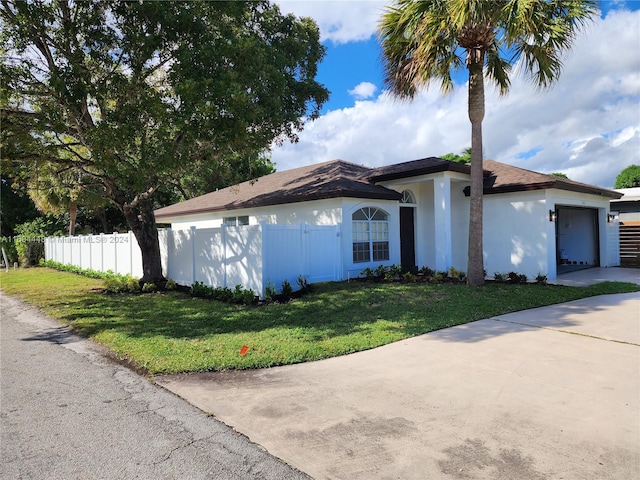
left=1, top=267, right=638, bottom=375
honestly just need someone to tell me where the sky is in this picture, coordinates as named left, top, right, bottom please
left=271, top=0, right=640, bottom=189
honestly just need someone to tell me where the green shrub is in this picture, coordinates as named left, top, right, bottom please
left=297, top=275, right=312, bottom=293
left=494, top=272, right=507, bottom=283
left=191, top=281, right=213, bottom=298
left=535, top=273, right=548, bottom=285
left=141, top=282, right=156, bottom=293
left=448, top=267, right=466, bottom=283
left=103, top=274, right=142, bottom=294
left=432, top=272, right=445, bottom=284
left=127, top=276, right=141, bottom=293
left=232, top=285, right=256, bottom=305
left=165, top=279, right=177, bottom=290
left=265, top=280, right=277, bottom=300
left=402, top=272, right=417, bottom=283
left=281, top=279, right=293, bottom=297
left=212, top=286, right=233, bottom=302
left=360, top=267, right=375, bottom=281
left=389, top=264, right=404, bottom=278
left=374, top=264, right=388, bottom=279
left=104, top=276, right=127, bottom=293
left=418, top=266, right=435, bottom=279
left=14, top=216, right=65, bottom=267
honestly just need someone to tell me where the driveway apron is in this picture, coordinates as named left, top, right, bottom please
left=157, top=292, right=640, bottom=480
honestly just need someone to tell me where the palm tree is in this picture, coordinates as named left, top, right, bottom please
left=379, top=0, right=598, bottom=285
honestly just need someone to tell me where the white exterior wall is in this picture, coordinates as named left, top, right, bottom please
left=381, top=173, right=470, bottom=273
left=339, top=198, right=401, bottom=279
left=162, top=198, right=343, bottom=229
left=153, top=181, right=620, bottom=285
left=483, top=191, right=549, bottom=279
left=162, top=197, right=401, bottom=282
left=450, top=180, right=471, bottom=272
left=546, top=188, right=618, bottom=278
left=414, top=181, right=435, bottom=268
left=483, top=188, right=617, bottom=280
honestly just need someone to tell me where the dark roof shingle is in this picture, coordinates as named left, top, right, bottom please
left=369, top=156, right=470, bottom=182
left=479, top=160, right=622, bottom=198
left=155, top=157, right=621, bottom=220
left=155, top=159, right=401, bottom=219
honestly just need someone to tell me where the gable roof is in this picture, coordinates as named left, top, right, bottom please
left=369, top=156, right=471, bottom=182
left=477, top=160, right=622, bottom=198
left=154, top=159, right=401, bottom=220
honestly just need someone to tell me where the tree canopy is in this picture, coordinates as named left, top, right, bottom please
left=614, top=165, right=640, bottom=189
left=379, top=0, right=597, bottom=285
left=1, top=0, right=328, bottom=283
left=441, top=148, right=472, bottom=164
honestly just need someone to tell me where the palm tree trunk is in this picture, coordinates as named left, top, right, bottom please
left=467, top=53, right=485, bottom=286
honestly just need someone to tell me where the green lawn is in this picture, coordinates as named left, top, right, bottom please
left=2, top=267, right=638, bottom=375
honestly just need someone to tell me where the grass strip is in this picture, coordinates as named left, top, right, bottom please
left=2, top=267, right=638, bottom=375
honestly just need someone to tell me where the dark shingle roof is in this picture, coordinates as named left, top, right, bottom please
left=154, top=159, right=401, bottom=219
left=155, top=157, right=621, bottom=220
left=479, top=160, right=622, bottom=198
left=369, top=156, right=470, bottom=182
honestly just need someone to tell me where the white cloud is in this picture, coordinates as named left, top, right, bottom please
left=272, top=9, right=640, bottom=188
left=348, top=81, right=378, bottom=99
left=275, top=0, right=387, bottom=44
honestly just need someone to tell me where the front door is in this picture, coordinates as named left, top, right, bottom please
left=400, top=207, right=416, bottom=271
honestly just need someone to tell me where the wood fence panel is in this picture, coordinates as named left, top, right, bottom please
left=619, top=224, right=640, bottom=267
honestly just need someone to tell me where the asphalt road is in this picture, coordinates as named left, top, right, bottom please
left=0, top=292, right=310, bottom=480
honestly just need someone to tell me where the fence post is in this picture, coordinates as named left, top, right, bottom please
left=113, top=232, right=119, bottom=274
left=190, top=226, right=196, bottom=285
left=128, top=231, right=134, bottom=276
left=221, top=223, right=227, bottom=288
left=300, top=221, right=307, bottom=280
left=88, top=235, right=92, bottom=271
left=259, top=221, right=267, bottom=297
left=164, top=228, right=172, bottom=281
left=337, top=222, right=343, bottom=281
left=99, top=233, right=104, bottom=271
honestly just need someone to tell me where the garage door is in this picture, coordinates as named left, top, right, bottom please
left=555, top=206, right=599, bottom=273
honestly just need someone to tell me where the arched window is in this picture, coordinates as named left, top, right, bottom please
left=401, top=190, right=416, bottom=204
left=352, top=207, right=389, bottom=263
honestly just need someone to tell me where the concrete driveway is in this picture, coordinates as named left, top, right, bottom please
left=157, top=289, right=640, bottom=480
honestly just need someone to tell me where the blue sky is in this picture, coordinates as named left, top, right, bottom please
left=273, top=0, right=640, bottom=188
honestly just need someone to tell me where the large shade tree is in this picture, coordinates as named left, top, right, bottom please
left=1, top=0, right=328, bottom=285
left=379, top=0, right=597, bottom=285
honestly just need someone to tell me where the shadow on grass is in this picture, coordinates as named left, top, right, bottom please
left=51, top=281, right=640, bottom=344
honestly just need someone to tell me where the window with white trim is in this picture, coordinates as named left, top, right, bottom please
left=223, top=215, right=249, bottom=226
left=401, top=190, right=416, bottom=204
left=352, top=207, right=389, bottom=263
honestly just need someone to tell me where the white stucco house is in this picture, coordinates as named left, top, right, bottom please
left=154, top=157, right=622, bottom=282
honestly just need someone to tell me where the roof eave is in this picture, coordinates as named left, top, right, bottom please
left=462, top=181, right=623, bottom=198
left=369, top=162, right=472, bottom=183
left=154, top=189, right=402, bottom=220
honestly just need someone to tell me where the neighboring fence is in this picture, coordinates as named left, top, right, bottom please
left=45, top=231, right=143, bottom=278
left=619, top=223, right=640, bottom=267
left=45, top=222, right=342, bottom=297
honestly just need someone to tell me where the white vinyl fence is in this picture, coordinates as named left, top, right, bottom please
left=45, top=222, right=342, bottom=297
